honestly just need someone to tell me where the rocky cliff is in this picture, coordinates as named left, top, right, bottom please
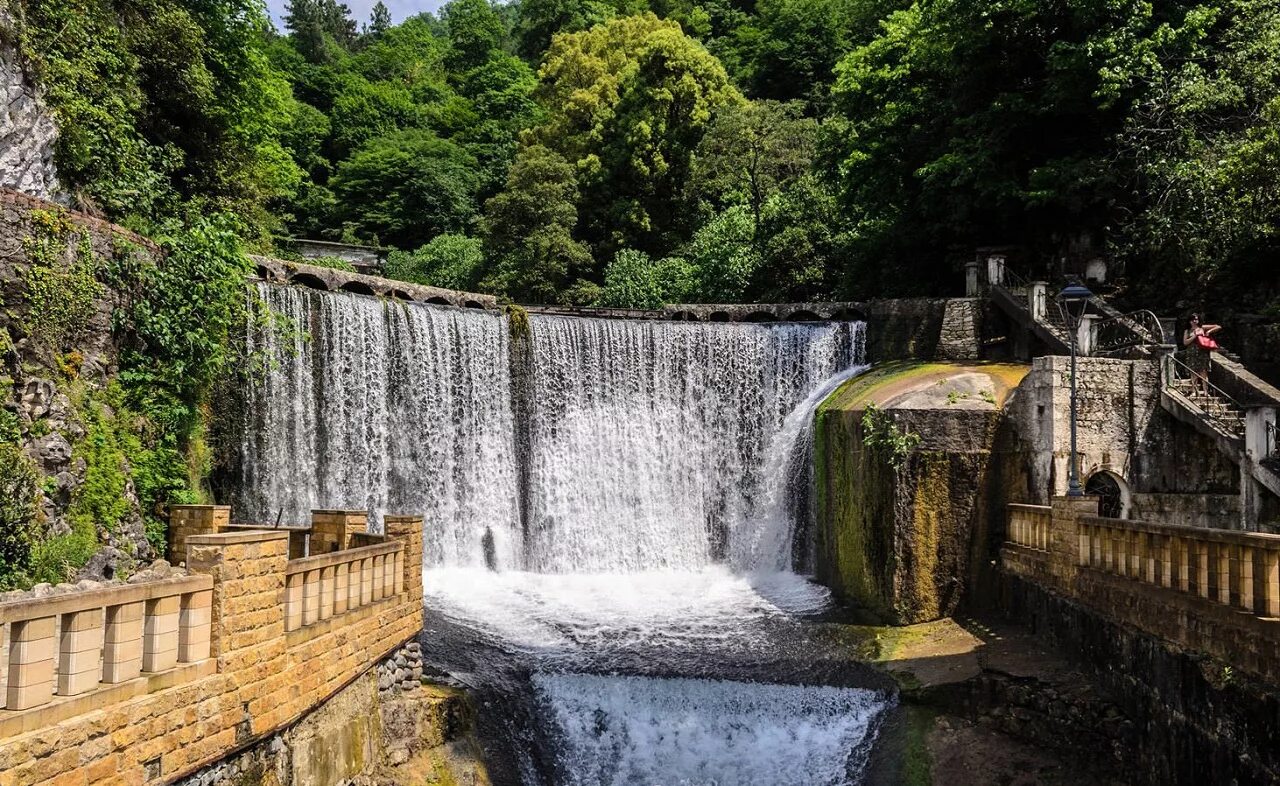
left=0, top=10, right=61, bottom=201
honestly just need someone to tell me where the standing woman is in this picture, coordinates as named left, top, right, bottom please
left=1182, top=313, right=1222, bottom=395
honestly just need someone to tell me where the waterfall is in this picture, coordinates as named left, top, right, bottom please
left=521, top=316, right=865, bottom=573
left=239, top=284, right=886, bottom=785
left=237, top=283, right=522, bottom=567
left=240, top=285, right=866, bottom=575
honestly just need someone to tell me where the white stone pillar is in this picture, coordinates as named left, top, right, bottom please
left=964, top=260, right=982, bottom=296
left=1029, top=281, right=1047, bottom=321
left=1079, top=314, right=1101, bottom=356
left=987, top=255, right=1006, bottom=288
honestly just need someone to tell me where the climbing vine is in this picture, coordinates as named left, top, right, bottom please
left=861, top=403, right=921, bottom=470
left=21, top=210, right=103, bottom=351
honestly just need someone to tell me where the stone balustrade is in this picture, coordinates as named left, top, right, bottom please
left=0, top=575, right=213, bottom=732
left=0, top=509, right=424, bottom=785
left=283, top=540, right=403, bottom=636
left=1077, top=515, right=1280, bottom=618
left=1007, top=503, right=1052, bottom=552
left=1002, top=498, right=1280, bottom=682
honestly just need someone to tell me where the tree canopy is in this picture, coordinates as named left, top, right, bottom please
left=10, top=0, right=1280, bottom=313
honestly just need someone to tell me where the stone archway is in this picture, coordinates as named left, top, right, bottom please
left=1084, top=470, right=1130, bottom=519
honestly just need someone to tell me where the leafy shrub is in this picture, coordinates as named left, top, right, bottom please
left=0, top=445, right=41, bottom=589
left=386, top=234, right=485, bottom=290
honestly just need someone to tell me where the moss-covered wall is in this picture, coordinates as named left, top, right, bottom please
left=814, top=362, right=1031, bottom=624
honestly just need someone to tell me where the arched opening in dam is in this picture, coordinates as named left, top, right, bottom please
left=235, top=283, right=890, bottom=784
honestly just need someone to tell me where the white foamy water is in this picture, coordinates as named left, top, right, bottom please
left=424, top=567, right=834, bottom=654
left=523, top=316, right=865, bottom=574
left=534, top=673, right=887, bottom=786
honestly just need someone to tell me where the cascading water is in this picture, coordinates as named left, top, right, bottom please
left=238, top=284, right=891, bottom=785
left=236, top=283, right=521, bottom=566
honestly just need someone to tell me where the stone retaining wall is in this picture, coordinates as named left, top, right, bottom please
left=0, top=515, right=423, bottom=785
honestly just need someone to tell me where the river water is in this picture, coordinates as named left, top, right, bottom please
left=238, top=284, right=894, bottom=785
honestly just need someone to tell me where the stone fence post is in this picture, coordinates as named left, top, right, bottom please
left=186, top=530, right=288, bottom=667
left=168, top=505, right=230, bottom=566
left=1079, top=314, right=1101, bottom=356
left=384, top=515, right=424, bottom=604
left=964, top=260, right=983, bottom=296
left=1049, top=495, right=1099, bottom=590
left=310, top=510, right=369, bottom=553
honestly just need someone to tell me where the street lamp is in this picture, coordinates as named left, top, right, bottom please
left=1058, top=282, right=1093, bottom=497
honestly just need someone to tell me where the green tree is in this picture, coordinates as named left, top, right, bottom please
left=331, top=130, right=480, bottom=248
left=531, top=13, right=742, bottom=262
left=386, top=234, right=486, bottom=289
left=513, top=0, right=639, bottom=61
left=285, top=0, right=358, bottom=61
left=683, top=205, right=760, bottom=302
left=599, top=248, right=696, bottom=308
left=826, top=0, right=1131, bottom=297
left=691, top=99, right=816, bottom=237
left=368, top=1, right=392, bottom=35
left=482, top=145, right=593, bottom=302
left=1101, top=0, right=1280, bottom=311
left=443, top=0, right=505, bottom=73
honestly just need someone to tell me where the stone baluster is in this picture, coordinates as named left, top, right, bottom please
left=142, top=596, right=179, bottom=673
left=334, top=563, right=349, bottom=615
left=7, top=616, right=55, bottom=710
left=302, top=569, right=320, bottom=626
left=1239, top=546, right=1255, bottom=612
left=284, top=573, right=303, bottom=632
left=58, top=609, right=103, bottom=696
left=360, top=558, right=373, bottom=606
left=1262, top=548, right=1280, bottom=617
left=1197, top=542, right=1211, bottom=598
left=1217, top=544, right=1231, bottom=606
left=103, top=602, right=144, bottom=683
left=320, top=566, right=335, bottom=621
left=179, top=590, right=212, bottom=663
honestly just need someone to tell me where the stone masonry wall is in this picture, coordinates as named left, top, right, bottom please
left=0, top=521, right=424, bottom=785
left=1006, top=357, right=1239, bottom=524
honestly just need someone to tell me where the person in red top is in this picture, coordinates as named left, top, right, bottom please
left=1182, top=312, right=1222, bottom=395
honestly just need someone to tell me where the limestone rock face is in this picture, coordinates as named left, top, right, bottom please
left=0, top=15, right=62, bottom=201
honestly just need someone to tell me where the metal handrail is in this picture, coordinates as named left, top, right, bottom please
left=1094, top=309, right=1167, bottom=354
left=1163, top=352, right=1246, bottom=436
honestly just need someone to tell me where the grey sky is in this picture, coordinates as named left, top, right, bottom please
left=265, top=0, right=448, bottom=30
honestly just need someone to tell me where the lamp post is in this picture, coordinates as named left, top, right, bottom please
left=1058, top=282, right=1093, bottom=497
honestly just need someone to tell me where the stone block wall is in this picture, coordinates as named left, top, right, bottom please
left=168, top=505, right=231, bottom=567
left=311, top=510, right=369, bottom=554
left=0, top=519, right=424, bottom=785
left=1004, top=356, right=1240, bottom=522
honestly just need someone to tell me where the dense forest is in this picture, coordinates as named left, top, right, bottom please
left=7, top=0, right=1280, bottom=312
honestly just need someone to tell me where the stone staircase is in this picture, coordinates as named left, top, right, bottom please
left=1167, top=377, right=1246, bottom=439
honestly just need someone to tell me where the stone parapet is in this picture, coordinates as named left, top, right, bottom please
left=168, top=505, right=231, bottom=566
left=1001, top=499, right=1280, bottom=682
left=0, top=513, right=424, bottom=785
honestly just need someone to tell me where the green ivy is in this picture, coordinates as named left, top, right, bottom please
left=21, top=210, right=103, bottom=351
